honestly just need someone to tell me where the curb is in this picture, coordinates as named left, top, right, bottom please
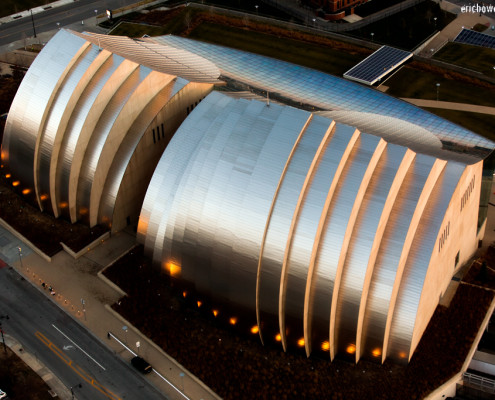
left=104, top=304, right=222, bottom=400
left=4, top=334, right=71, bottom=400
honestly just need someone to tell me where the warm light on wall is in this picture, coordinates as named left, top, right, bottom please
left=197, top=300, right=202, bottom=308
left=399, top=351, right=407, bottom=359
left=275, top=333, right=281, bottom=342
left=22, top=188, right=31, bottom=195
left=40, top=194, right=48, bottom=201
left=229, top=317, right=237, bottom=325
left=346, top=344, right=356, bottom=354
left=165, top=261, right=181, bottom=277
left=12, top=180, right=20, bottom=187
left=372, top=348, right=382, bottom=357
left=213, top=309, right=219, bottom=317
left=297, top=338, right=305, bottom=347
left=60, top=201, right=68, bottom=208
left=5, top=173, right=11, bottom=178
left=79, top=207, right=89, bottom=215
left=250, top=325, right=259, bottom=334
left=321, top=341, right=330, bottom=351
left=182, top=291, right=187, bottom=298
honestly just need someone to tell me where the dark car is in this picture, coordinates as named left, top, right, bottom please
left=131, top=356, right=152, bottom=374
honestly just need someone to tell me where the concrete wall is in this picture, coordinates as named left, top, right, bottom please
left=411, top=161, right=482, bottom=358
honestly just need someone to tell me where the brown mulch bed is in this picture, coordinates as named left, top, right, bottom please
left=104, top=245, right=495, bottom=400
left=0, top=177, right=107, bottom=256
left=0, top=345, right=54, bottom=400
left=0, top=72, right=108, bottom=256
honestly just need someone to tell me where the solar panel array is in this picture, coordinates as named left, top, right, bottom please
left=343, top=45, right=413, bottom=85
left=453, top=28, right=495, bottom=49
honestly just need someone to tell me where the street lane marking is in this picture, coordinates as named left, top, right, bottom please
left=52, top=324, right=106, bottom=370
left=35, top=331, right=120, bottom=400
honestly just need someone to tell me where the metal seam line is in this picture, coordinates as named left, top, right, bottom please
left=68, top=59, right=139, bottom=222
left=278, top=119, right=336, bottom=351
left=49, top=48, right=113, bottom=217
left=381, top=158, right=447, bottom=362
left=302, top=121, right=337, bottom=356
left=33, top=41, right=91, bottom=211
left=304, top=127, right=361, bottom=359
left=355, top=148, right=416, bottom=362
left=255, top=113, right=314, bottom=344
left=89, top=72, right=176, bottom=226
left=328, top=138, right=387, bottom=361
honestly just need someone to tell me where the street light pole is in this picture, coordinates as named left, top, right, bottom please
left=30, top=10, right=37, bottom=38
left=70, top=383, right=82, bottom=400
left=180, top=372, right=185, bottom=391
left=17, top=247, right=23, bottom=269
left=122, top=325, right=128, bottom=344
left=0, top=324, right=6, bottom=354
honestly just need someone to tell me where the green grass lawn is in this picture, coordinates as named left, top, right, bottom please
left=434, top=42, right=495, bottom=76
left=385, top=66, right=495, bottom=108
left=188, top=23, right=365, bottom=76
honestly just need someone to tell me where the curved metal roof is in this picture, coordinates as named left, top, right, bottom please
left=151, top=35, right=494, bottom=164
left=70, top=31, right=222, bottom=84
left=138, top=90, right=467, bottom=363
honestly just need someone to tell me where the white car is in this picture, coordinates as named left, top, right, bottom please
left=0, top=389, right=6, bottom=399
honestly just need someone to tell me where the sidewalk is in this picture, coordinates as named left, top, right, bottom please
left=402, top=98, right=495, bottom=115
left=8, top=228, right=220, bottom=400
left=418, top=9, right=495, bottom=57
left=4, top=334, right=72, bottom=400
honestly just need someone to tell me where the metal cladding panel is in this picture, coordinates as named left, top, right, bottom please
left=38, top=45, right=101, bottom=209
left=257, top=111, right=317, bottom=334
left=281, top=116, right=334, bottom=343
left=99, top=78, right=186, bottom=225
left=57, top=53, right=125, bottom=213
left=361, top=154, right=436, bottom=357
left=152, top=36, right=494, bottom=162
left=387, top=161, right=464, bottom=360
left=76, top=65, right=151, bottom=220
left=177, top=101, right=303, bottom=308
left=167, top=97, right=261, bottom=297
left=142, top=94, right=231, bottom=261
left=312, top=132, right=381, bottom=354
left=71, top=30, right=221, bottom=83
left=305, top=123, right=357, bottom=348
left=334, top=143, right=407, bottom=357
left=2, top=30, right=87, bottom=190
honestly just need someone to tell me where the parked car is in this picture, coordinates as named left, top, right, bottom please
left=131, top=356, right=152, bottom=374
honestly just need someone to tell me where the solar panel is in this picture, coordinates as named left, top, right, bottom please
left=453, top=28, right=495, bottom=49
left=343, top=45, right=413, bottom=85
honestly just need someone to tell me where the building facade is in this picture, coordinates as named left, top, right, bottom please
left=2, top=29, right=493, bottom=364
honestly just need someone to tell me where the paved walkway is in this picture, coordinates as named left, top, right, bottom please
left=418, top=7, right=495, bottom=57
left=0, top=226, right=220, bottom=400
left=402, top=98, right=495, bottom=115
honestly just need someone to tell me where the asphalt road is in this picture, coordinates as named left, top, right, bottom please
left=0, top=265, right=167, bottom=400
left=0, top=0, right=140, bottom=47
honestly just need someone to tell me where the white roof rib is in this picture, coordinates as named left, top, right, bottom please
left=70, top=30, right=222, bottom=84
